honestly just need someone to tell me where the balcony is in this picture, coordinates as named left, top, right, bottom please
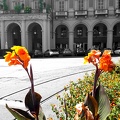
left=94, top=9, right=108, bottom=17
left=55, top=11, right=68, bottom=19
left=0, top=9, right=41, bottom=14
left=74, top=10, right=88, bottom=18
left=115, top=8, right=120, bottom=16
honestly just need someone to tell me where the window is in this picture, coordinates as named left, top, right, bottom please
left=117, top=0, right=120, bottom=9
left=77, top=27, right=83, bottom=36
left=109, top=0, right=114, bottom=7
left=93, top=26, right=99, bottom=36
left=98, top=0, right=104, bottom=9
left=12, top=0, right=24, bottom=9
left=78, top=0, right=84, bottom=10
left=34, top=1, right=39, bottom=9
left=89, top=0, right=93, bottom=7
left=113, top=26, right=117, bottom=36
left=61, top=27, right=67, bottom=37
left=59, top=1, right=64, bottom=11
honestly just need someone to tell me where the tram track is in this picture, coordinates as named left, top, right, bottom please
left=0, top=67, right=95, bottom=103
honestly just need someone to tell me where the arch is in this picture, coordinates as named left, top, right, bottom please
left=93, top=23, right=107, bottom=49
left=27, top=22, right=42, bottom=52
left=72, top=21, right=90, bottom=32
left=7, top=23, right=21, bottom=48
left=55, top=24, right=69, bottom=51
left=113, top=22, right=120, bottom=49
left=54, top=22, right=70, bottom=33
left=26, top=21, right=43, bottom=32
left=74, top=24, right=88, bottom=50
left=91, top=20, right=110, bottom=30
left=111, top=20, right=120, bottom=30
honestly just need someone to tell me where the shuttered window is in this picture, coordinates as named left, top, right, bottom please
left=78, top=0, right=84, bottom=10
left=117, top=0, right=120, bottom=8
left=59, top=1, right=64, bottom=11
left=89, top=0, right=93, bottom=7
left=98, top=0, right=104, bottom=9
left=109, top=0, right=114, bottom=7
left=69, top=0, right=73, bottom=8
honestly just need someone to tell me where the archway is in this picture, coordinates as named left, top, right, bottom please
left=28, top=23, right=42, bottom=52
left=74, top=24, right=88, bottom=51
left=113, top=23, right=120, bottom=49
left=93, top=23, right=107, bottom=50
left=7, top=23, right=21, bottom=48
left=55, top=25, right=69, bottom=52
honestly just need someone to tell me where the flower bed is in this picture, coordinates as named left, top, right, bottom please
left=51, top=50, right=120, bottom=120
left=51, top=70, right=120, bottom=119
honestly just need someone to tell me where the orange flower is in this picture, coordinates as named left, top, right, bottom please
left=99, top=50, right=115, bottom=72
left=84, top=50, right=115, bottom=72
left=4, top=46, right=31, bottom=68
left=84, top=50, right=101, bottom=65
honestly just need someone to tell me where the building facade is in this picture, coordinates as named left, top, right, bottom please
left=0, top=0, right=120, bottom=53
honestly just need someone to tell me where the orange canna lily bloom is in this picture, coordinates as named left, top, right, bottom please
left=84, top=50, right=101, bottom=65
left=84, top=50, right=115, bottom=72
left=4, top=52, right=12, bottom=62
left=99, top=50, right=115, bottom=72
left=4, top=46, right=31, bottom=68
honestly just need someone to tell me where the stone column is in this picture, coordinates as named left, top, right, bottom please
left=69, top=31, right=74, bottom=51
left=107, top=30, right=113, bottom=49
left=5, top=31, right=7, bottom=47
left=26, top=31, right=29, bottom=51
left=50, top=32, right=55, bottom=49
left=1, top=20, right=5, bottom=49
left=47, top=19, right=50, bottom=49
left=21, top=20, right=26, bottom=47
left=87, top=31, right=93, bottom=49
left=42, top=20, right=47, bottom=52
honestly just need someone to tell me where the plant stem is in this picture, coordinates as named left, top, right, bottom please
left=25, top=67, right=35, bottom=112
left=93, top=66, right=101, bottom=97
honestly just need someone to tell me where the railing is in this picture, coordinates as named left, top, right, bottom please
left=95, top=9, right=108, bottom=15
left=55, top=11, right=68, bottom=17
left=115, top=8, right=120, bottom=15
left=74, top=37, right=87, bottom=43
left=113, top=36, right=120, bottom=42
left=0, top=9, right=41, bottom=14
left=74, top=10, right=87, bottom=16
left=93, top=36, right=107, bottom=42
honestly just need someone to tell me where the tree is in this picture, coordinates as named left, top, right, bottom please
left=2, top=0, right=8, bottom=10
left=39, top=0, right=43, bottom=12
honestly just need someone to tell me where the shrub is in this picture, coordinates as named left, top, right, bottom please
left=24, top=6, right=31, bottom=13
left=14, top=4, right=22, bottom=13
left=51, top=64, right=120, bottom=120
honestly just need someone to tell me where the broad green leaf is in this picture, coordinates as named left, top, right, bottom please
left=6, top=104, right=35, bottom=120
left=84, top=93, right=98, bottom=117
left=38, top=107, right=46, bottom=120
left=95, top=84, right=111, bottom=120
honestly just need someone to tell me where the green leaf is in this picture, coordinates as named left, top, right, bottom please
left=38, top=107, right=46, bottom=120
left=6, top=104, right=35, bottom=120
left=84, top=93, right=98, bottom=117
left=95, top=84, right=111, bottom=120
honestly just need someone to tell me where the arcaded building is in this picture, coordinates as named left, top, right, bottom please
left=0, top=0, right=120, bottom=53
